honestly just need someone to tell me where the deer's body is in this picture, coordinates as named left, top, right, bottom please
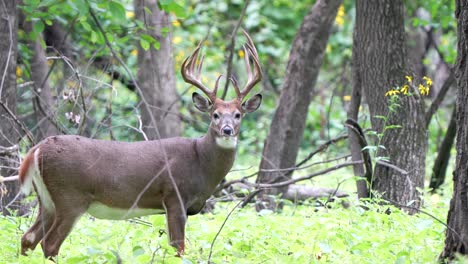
left=19, top=31, right=262, bottom=259
left=22, top=133, right=234, bottom=219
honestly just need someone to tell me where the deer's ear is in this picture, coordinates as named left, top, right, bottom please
left=192, top=92, right=212, bottom=112
left=242, top=94, right=262, bottom=113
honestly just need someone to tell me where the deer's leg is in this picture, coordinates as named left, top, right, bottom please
left=40, top=206, right=86, bottom=259
left=164, top=200, right=187, bottom=256
left=21, top=203, right=55, bottom=255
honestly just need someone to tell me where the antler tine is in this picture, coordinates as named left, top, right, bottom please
left=237, top=30, right=263, bottom=101
left=181, top=41, right=216, bottom=100
left=230, top=76, right=241, bottom=98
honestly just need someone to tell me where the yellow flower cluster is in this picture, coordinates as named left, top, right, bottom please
left=335, top=5, right=345, bottom=26
left=385, top=75, right=433, bottom=97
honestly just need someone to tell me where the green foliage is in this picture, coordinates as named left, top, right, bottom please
left=1, top=196, right=450, bottom=263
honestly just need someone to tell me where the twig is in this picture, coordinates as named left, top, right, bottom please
left=295, top=134, right=348, bottom=168
left=0, top=100, right=35, bottom=144
left=221, top=0, right=250, bottom=100
left=216, top=155, right=351, bottom=194
left=244, top=160, right=362, bottom=189
left=0, top=145, right=18, bottom=155
left=208, top=199, right=244, bottom=262
left=0, top=175, right=18, bottom=182
left=375, top=160, right=408, bottom=175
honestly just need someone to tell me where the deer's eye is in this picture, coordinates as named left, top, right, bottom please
left=213, top=113, right=220, bottom=119
left=234, top=113, right=241, bottom=119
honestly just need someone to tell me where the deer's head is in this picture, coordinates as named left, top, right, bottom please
left=181, top=31, right=262, bottom=149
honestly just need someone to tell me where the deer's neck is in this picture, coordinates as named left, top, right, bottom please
left=196, top=129, right=237, bottom=184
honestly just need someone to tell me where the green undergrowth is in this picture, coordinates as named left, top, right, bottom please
left=0, top=193, right=457, bottom=264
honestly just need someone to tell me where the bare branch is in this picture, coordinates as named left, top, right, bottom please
left=0, top=100, right=35, bottom=144
left=375, top=160, right=408, bottom=175
left=244, top=160, right=362, bottom=189
left=0, top=175, right=18, bottom=182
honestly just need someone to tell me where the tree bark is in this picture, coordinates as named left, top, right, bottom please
left=0, top=0, right=20, bottom=214
left=134, top=0, right=181, bottom=139
left=256, top=0, right=342, bottom=199
left=429, top=107, right=456, bottom=192
left=354, top=0, right=427, bottom=212
left=22, top=19, right=59, bottom=139
left=440, top=0, right=468, bottom=259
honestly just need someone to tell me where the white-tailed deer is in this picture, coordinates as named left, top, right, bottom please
left=19, top=31, right=262, bottom=259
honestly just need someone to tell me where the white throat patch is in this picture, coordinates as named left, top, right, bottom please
left=215, top=136, right=238, bottom=149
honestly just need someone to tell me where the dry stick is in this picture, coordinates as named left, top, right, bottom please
left=375, top=160, right=408, bottom=175
left=0, top=175, right=18, bottom=182
left=215, top=154, right=351, bottom=194
left=0, top=100, right=35, bottom=144
left=221, top=0, right=250, bottom=100
left=295, top=134, right=348, bottom=168
left=208, top=198, right=244, bottom=262
left=344, top=119, right=373, bottom=189
left=244, top=160, right=362, bottom=189
left=87, top=5, right=187, bottom=222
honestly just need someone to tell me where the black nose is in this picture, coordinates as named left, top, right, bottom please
left=222, top=127, right=233, bottom=136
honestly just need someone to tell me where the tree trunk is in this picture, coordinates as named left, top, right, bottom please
left=0, top=0, right=20, bottom=214
left=22, top=19, right=59, bottom=139
left=354, top=0, right=427, bottom=213
left=440, top=0, right=468, bottom=259
left=134, top=0, right=181, bottom=139
left=256, top=0, right=342, bottom=203
left=429, top=107, right=456, bottom=192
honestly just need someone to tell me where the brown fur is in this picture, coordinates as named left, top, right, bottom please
left=18, top=146, right=37, bottom=185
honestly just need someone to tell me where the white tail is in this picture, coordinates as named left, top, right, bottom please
left=19, top=31, right=262, bottom=259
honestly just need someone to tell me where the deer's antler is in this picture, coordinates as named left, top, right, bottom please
left=181, top=41, right=220, bottom=102
left=231, top=30, right=262, bottom=102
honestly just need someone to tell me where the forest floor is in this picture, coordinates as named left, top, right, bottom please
left=0, top=165, right=459, bottom=264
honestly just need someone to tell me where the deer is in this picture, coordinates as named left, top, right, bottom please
left=18, top=31, right=262, bottom=259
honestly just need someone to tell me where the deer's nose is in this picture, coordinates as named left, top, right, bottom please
left=222, top=126, right=233, bottom=136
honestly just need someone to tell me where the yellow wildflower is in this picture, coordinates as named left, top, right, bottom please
left=423, top=76, right=433, bottom=86
left=173, top=36, right=182, bottom=44
left=130, top=49, right=137, bottom=56
left=385, top=89, right=400, bottom=97
left=405, top=75, right=413, bottom=83
left=126, top=11, right=135, bottom=19
left=418, top=84, right=430, bottom=96
left=400, top=84, right=409, bottom=95
left=172, top=20, right=181, bottom=27
left=335, top=5, right=345, bottom=26
left=343, top=95, right=352, bottom=102
left=238, top=49, right=245, bottom=58
left=16, top=66, right=22, bottom=77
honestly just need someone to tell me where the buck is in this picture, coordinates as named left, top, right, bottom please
left=18, top=31, right=262, bottom=259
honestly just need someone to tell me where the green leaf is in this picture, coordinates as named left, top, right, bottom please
left=33, top=20, right=45, bottom=33
left=109, top=1, right=126, bottom=21
left=153, top=41, right=161, bottom=50
left=132, top=245, right=145, bottom=257
left=90, top=31, right=98, bottom=43
left=162, top=2, right=187, bottom=18
left=143, top=6, right=152, bottom=15
left=140, top=38, right=150, bottom=51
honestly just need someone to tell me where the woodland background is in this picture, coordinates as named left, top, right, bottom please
left=1, top=0, right=468, bottom=262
